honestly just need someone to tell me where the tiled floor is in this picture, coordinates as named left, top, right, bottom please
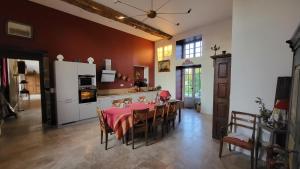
left=0, top=106, right=254, bottom=169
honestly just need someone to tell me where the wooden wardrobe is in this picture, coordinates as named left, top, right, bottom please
left=211, top=52, right=232, bottom=139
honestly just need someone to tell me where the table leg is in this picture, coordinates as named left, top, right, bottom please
left=255, top=126, right=262, bottom=169
left=178, top=106, right=181, bottom=123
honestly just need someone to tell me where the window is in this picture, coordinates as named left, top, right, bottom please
left=184, top=68, right=193, bottom=97
left=157, top=47, right=163, bottom=61
left=164, top=45, right=172, bottom=57
left=184, top=40, right=202, bottom=58
left=157, top=44, right=172, bottom=61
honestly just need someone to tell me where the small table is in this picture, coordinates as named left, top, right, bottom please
left=255, top=121, right=288, bottom=169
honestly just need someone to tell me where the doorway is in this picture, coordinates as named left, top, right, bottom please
left=183, top=67, right=201, bottom=108
left=0, top=47, right=53, bottom=128
left=4, top=59, right=42, bottom=134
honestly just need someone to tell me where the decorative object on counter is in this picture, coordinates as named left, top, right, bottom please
left=210, top=44, right=220, bottom=55
left=182, top=59, right=194, bottom=66
left=222, top=51, right=227, bottom=54
left=158, top=60, right=170, bottom=72
left=117, top=72, right=122, bottom=79
left=6, top=20, right=33, bottom=39
left=134, top=78, right=147, bottom=89
left=155, top=85, right=162, bottom=91
left=87, top=57, right=94, bottom=64
left=122, top=75, right=127, bottom=81
left=255, top=97, right=272, bottom=122
left=56, top=54, right=64, bottom=61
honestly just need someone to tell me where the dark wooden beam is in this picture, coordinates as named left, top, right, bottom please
left=61, top=0, right=173, bottom=39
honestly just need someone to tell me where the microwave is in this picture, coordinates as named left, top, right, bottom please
left=78, top=75, right=95, bottom=87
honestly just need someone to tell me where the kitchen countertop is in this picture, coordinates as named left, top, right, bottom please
left=97, top=90, right=158, bottom=98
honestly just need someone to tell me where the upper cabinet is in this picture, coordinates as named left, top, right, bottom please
left=77, top=62, right=96, bottom=75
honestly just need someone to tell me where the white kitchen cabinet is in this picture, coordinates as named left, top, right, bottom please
left=57, top=99, right=79, bottom=124
left=54, top=61, right=78, bottom=101
left=77, top=62, right=96, bottom=75
left=79, top=102, right=97, bottom=120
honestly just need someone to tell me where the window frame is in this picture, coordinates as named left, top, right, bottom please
left=183, top=40, right=202, bottom=59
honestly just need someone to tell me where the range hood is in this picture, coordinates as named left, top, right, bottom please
left=101, top=70, right=116, bottom=82
left=100, top=59, right=116, bottom=82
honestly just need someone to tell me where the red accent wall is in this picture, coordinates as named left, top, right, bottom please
left=0, top=0, right=154, bottom=89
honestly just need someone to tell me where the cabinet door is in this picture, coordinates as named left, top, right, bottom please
left=55, top=61, right=78, bottom=101
left=79, top=102, right=97, bottom=120
left=57, top=99, right=79, bottom=124
left=77, top=63, right=96, bottom=76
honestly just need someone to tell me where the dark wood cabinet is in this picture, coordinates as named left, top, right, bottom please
left=286, top=24, right=300, bottom=169
left=211, top=53, right=231, bottom=139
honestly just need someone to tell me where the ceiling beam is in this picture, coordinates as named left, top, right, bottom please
left=61, top=0, right=173, bottom=39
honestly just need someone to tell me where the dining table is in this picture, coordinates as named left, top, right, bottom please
left=103, top=102, right=156, bottom=140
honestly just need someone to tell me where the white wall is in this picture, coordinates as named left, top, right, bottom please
left=155, top=19, right=232, bottom=114
left=230, top=0, right=300, bottom=114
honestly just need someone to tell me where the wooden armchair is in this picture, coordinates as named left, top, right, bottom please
left=123, top=98, right=133, bottom=104
left=131, top=108, right=149, bottom=149
left=166, top=101, right=178, bottom=131
left=152, top=104, right=166, bottom=138
left=219, top=111, right=257, bottom=169
left=97, top=108, right=114, bottom=150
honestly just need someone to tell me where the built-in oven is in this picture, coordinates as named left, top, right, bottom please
left=78, top=75, right=95, bottom=87
left=78, top=86, right=97, bottom=104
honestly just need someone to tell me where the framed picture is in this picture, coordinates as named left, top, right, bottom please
left=6, top=20, right=33, bottom=39
left=158, top=60, right=170, bottom=72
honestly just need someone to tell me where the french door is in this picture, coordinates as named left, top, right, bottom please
left=183, top=67, right=201, bottom=108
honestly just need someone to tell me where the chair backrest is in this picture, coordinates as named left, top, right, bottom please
left=124, top=98, right=133, bottom=104
left=112, top=99, right=124, bottom=107
left=153, top=104, right=166, bottom=124
left=230, top=111, right=257, bottom=140
left=138, top=96, right=146, bottom=102
left=167, top=101, right=177, bottom=117
left=97, top=108, right=109, bottom=131
left=132, top=108, right=149, bottom=125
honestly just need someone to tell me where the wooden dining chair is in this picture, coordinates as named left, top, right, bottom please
left=97, top=108, right=114, bottom=150
left=123, top=98, right=133, bottom=104
left=152, top=104, right=166, bottom=138
left=166, top=101, right=178, bottom=131
left=131, top=108, right=149, bottom=149
left=138, top=96, right=146, bottom=102
left=112, top=99, right=124, bottom=107
left=219, top=111, right=257, bottom=169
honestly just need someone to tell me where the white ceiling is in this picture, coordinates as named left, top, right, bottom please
left=30, top=0, right=232, bottom=41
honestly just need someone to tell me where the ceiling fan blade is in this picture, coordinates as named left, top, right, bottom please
left=115, top=0, right=147, bottom=13
left=157, top=16, right=180, bottom=26
left=156, top=0, right=172, bottom=11
left=128, top=14, right=147, bottom=18
left=157, top=8, right=192, bottom=15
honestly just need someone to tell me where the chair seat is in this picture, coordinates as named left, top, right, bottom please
left=223, top=134, right=253, bottom=150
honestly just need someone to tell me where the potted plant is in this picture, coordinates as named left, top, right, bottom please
left=255, top=97, right=272, bottom=122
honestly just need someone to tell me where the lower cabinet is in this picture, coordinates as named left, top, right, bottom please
left=79, top=102, right=97, bottom=120
left=57, top=99, right=79, bottom=125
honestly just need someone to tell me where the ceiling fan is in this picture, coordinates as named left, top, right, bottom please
left=114, top=0, right=192, bottom=26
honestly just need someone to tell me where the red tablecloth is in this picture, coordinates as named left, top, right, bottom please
left=103, top=102, right=155, bottom=140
